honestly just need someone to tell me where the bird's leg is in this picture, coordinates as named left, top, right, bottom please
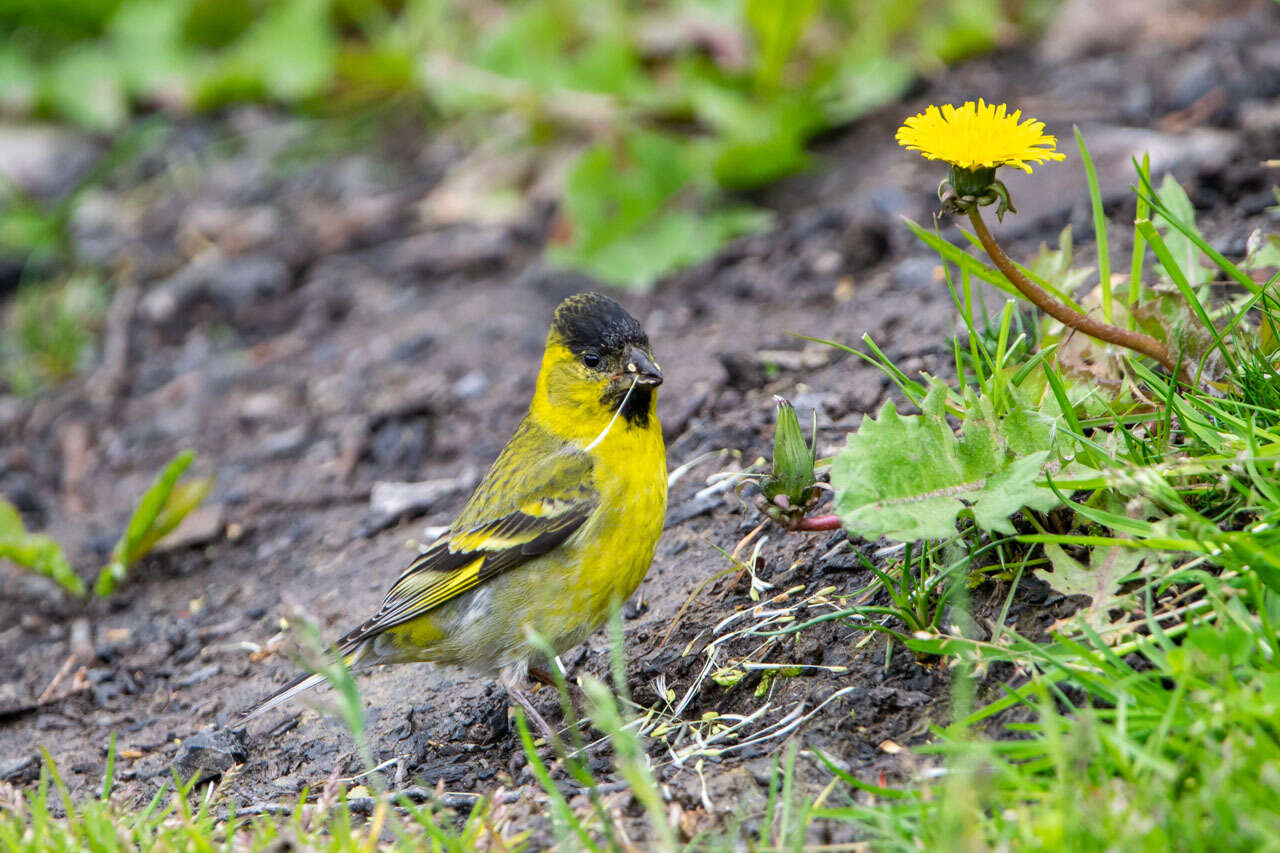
left=527, top=664, right=595, bottom=748
left=501, top=669, right=557, bottom=743
left=508, top=684, right=557, bottom=742
left=510, top=679, right=617, bottom=758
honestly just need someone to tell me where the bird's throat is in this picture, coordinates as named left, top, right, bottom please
left=620, top=385, right=654, bottom=428
left=599, top=383, right=654, bottom=429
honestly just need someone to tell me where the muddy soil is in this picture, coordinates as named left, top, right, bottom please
left=2, top=0, right=1278, bottom=844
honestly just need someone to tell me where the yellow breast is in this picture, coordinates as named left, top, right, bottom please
left=585, top=411, right=668, bottom=601
left=512, top=375, right=667, bottom=658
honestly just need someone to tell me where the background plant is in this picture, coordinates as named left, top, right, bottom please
left=0, top=449, right=211, bottom=597
left=0, top=0, right=1049, bottom=291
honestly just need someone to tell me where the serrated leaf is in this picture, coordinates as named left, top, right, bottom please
left=705, top=94, right=817, bottom=189
left=831, top=385, right=1057, bottom=542
left=998, top=398, right=1059, bottom=457
left=1043, top=543, right=1146, bottom=632
left=962, top=380, right=1062, bottom=458
left=970, top=451, right=1054, bottom=533
left=0, top=498, right=85, bottom=596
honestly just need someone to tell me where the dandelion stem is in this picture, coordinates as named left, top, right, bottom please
left=967, top=209, right=1184, bottom=379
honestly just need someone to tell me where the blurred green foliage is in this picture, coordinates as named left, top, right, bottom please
left=0, top=449, right=210, bottom=597
left=0, top=117, right=162, bottom=273
left=0, top=0, right=1043, bottom=289
left=548, top=130, right=771, bottom=287
left=0, top=495, right=84, bottom=594
left=0, top=274, right=108, bottom=395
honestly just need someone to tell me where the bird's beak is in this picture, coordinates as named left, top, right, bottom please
left=624, top=346, right=663, bottom=387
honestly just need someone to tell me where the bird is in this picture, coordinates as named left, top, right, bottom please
left=242, top=291, right=667, bottom=738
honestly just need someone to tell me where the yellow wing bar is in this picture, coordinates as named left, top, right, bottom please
left=335, top=501, right=592, bottom=651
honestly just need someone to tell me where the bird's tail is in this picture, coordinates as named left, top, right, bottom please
left=240, top=644, right=368, bottom=723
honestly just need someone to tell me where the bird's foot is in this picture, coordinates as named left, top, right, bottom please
left=527, top=665, right=559, bottom=688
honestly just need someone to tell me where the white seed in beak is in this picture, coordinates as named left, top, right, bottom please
left=626, top=362, right=637, bottom=373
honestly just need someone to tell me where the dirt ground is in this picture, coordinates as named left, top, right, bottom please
left=2, top=0, right=1279, bottom=843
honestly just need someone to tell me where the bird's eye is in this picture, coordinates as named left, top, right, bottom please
left=582, top=350, right=601, bottom=369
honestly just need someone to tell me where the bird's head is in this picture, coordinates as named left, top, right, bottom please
left=534, top=292, right=662, bottom=438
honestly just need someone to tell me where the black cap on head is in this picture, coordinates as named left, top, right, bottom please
left=552, top=292, right=649, bottom=356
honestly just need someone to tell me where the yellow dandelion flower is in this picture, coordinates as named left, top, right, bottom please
left=895, top=100, right=1065, bottom=174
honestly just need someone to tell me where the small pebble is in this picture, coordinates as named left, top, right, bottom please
left=171, top=729, right=248, bottom=783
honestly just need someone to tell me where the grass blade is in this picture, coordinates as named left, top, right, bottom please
left=1075, top=127, right=1112, bottom=323
left=1136, top=219, right=1238, bottom=377
left=1127, top=153, right=1151, bottom=328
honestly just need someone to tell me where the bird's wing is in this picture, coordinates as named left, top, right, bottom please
left=337, top=420, right=596, bottom=649
left=242, top=425, right=594, bottom=721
